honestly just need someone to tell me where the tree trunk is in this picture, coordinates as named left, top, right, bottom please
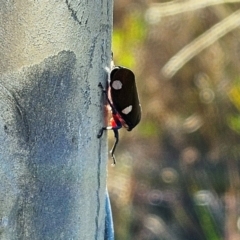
left=0, top=1, right=113, bottom=239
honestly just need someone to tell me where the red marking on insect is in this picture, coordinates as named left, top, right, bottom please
left=98, top=66, right=141, bottom=165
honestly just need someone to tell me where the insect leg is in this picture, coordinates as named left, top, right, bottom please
left=98, top=82, right=117, bottom=114
left=97, top=82, right=112, bottom=139
left=98, top=82, right=119, bottom=138
left=98, top=82, right=122, bottom=165
left=97, top=125, right=121, bottom=165
left=110, top=129, right=119, bottom=165
left=97, top=127, right=106, bottom=138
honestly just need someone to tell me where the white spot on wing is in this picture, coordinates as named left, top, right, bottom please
left=112, top=80, right=122, bottom=90
left=122, top=105, right=132, bottom=114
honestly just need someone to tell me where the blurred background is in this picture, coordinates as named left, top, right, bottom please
left=107, top=1, right=240, bottom=239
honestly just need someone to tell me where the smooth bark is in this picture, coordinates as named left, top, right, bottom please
left=0, top=1, right=112, bottom=239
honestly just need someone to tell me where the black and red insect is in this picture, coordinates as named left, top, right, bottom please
left=98, top=66, right=141, bottom=164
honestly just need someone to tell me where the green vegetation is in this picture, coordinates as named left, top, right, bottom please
left=110, top=1, right=240, bottom=239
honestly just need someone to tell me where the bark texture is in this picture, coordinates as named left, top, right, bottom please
left=0, top=1, right=112, bottom=239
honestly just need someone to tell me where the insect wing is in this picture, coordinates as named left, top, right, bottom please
left=110, top=67, right=141, bottom=131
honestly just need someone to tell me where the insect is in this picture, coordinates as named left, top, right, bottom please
left=98, top=66, right=141, bottom=165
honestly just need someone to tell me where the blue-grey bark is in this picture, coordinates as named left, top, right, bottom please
left=104, top=191, right=114, bottom=240
left=0, top=1, right=113, bottom=239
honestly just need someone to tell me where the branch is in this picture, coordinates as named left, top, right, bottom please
left=161, top=9, right=240, bottom=78
left=146, top=0, right=240, bottom=20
